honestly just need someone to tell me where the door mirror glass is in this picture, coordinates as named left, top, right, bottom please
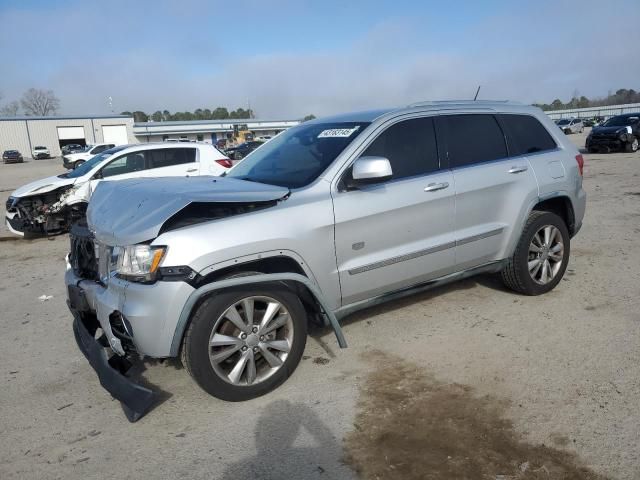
left=350, top=156, right=393, bottom=186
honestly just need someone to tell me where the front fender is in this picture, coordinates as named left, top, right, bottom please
left=169, top=272, right=347, bottom=356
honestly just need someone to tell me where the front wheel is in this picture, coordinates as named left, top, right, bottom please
left=625, top=137, right=639, bottom=153
left=73, top=160, right=85, bottom=169
left=181, top=284, right=308, bottom=401
left=501, top=211, right=570, bottom=295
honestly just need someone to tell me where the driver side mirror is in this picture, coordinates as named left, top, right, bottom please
left=347, top=156, right=393, bottom=189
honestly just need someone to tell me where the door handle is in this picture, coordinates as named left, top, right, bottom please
left=508, top=166, right=528, bottom=174
left=424, top=182, right=449, bottom=192
left=186, top=168, right=198, bottom=173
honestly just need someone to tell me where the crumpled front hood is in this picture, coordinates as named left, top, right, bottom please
left=87, top=176, right=290, bottom=246
left=11, top=175, right=75, bottom=198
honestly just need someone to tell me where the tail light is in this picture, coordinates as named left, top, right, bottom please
left=215, top=159, right=233, bottom=169
left=575, top=154, right=584, bottom=176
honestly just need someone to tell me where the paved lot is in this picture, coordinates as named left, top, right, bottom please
left=1, top=133, right=639, bottom=479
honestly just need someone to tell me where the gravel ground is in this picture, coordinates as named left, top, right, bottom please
left=0, top=132, right=638, bottom=479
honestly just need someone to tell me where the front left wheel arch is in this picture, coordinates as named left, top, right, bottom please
left=170, top=272, right=347, bottom=358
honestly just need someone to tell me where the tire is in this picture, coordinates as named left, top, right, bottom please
left=564, top=129, right=571, bottom=135
left=588, top=147, right=597, bottom=154
left=501, top=211, right=570, bottom=295
left=625, top=137, right=639, bottom=153
left=73, top=160, right=85, bottom=169
left=181, top=283, right=308, bottom=401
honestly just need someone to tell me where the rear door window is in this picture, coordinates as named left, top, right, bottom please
left=499, top=114, right=557, bottom=156
left=101, top=153, right=147, bottom=177
left=147, top=148, right=197, bottom=169
left=437, top=114, right=508, bottom=168
left=361, top=117, right=439, bottom=179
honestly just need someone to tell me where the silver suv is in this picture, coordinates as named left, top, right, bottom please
left=66, top=101, right=586, bottom=421
left=556, top=117, right=584, bottom=134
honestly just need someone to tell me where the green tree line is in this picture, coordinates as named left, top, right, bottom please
left=121, top=107, right=255, bottom=123
left=534, top=88, right=640, bottom=111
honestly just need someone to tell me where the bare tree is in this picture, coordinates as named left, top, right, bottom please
left=20, top=88, right=60, bottom=116
left=0, top=101, right=20, bottom=116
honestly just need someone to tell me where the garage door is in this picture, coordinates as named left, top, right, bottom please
left=102, top=125, right=128, bottom=145
left=57, top=126, right=86, bottom=140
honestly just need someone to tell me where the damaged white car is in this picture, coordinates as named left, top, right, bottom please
left=5, top=143, right=232, bottom=237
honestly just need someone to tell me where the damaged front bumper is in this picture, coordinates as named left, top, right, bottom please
left=71, top=309, right=157, bottom=422
left=65, top=256, right=194, bottom=421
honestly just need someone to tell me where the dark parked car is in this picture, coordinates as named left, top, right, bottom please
left=3, top=150, right=24, bottom=164
left=223, top=140, right=264, bottom=160
left=586, top=113, right=640, bottom=153
left=61, top=144, right=85, bottom=155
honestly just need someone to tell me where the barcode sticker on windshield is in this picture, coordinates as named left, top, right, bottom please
left=318, top=126, right=360, bottom=138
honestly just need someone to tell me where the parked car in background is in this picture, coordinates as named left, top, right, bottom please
left=556, top=118, right=584, bottom=134
left=224, top=140, right=264, bottom=160
left=5, top=143, right=231, bottom=237
left=62, top=143, right=115, bottom=169
left=32, top=146, right=51, bottom=159
left=65, top=101, right=586, bottom=420
left=586, top=113, right=640, bottom=153
left=3, top=150, right=24, bottom=164
left=61, top=144, right=85, bottom=155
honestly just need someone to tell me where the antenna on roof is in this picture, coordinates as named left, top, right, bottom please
left=473, top=85, right=481, bottom=101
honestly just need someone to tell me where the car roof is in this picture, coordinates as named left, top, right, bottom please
left=112, top=142, right=214, bottom=154
left=306, top=100, right=531, bottom=125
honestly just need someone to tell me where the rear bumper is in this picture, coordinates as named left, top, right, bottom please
left=71, top=310, right=157, bottom=422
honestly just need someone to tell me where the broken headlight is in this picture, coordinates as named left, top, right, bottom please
left=110, top=245, right=166, bottom=283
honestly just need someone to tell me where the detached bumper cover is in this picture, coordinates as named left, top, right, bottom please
left=71, top=310, right=158, bottom=422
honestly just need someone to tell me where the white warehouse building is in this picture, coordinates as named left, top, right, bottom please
left=133, top=118, right=300, bottom=144
left=0, top=115, right=135, bottom=158
left=0, top=115, right=300, bottom=159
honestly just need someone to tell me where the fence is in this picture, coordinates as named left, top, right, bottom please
left=544, top=103, right=640, bottom=120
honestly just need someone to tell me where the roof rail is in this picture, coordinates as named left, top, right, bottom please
left=407, top=99, right=520, bottom=108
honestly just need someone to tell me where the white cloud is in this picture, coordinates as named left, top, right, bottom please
left=1, top=0, right=638, bottom=118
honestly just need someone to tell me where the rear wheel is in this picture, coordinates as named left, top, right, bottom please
left=625, top=137, right=639, bottom=153
left=181, top=284, right=307, bottom=401
left=501, top=211, right=570, bottom=295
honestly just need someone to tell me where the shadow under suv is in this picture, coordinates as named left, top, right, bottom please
left=65, top=100, right=586, bottom=421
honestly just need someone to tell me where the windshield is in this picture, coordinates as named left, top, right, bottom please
left=557, top=119, right=570, bottom=125
left=603, top=115, right=639, bottom=127
left=60, top=145, right=128, bottom=179
left=227, top=121, right=370, bottom=188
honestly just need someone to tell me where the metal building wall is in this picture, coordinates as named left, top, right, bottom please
left=26, top=118, right=94, bottom=156
left=0, top=120, right=32, bottom=157
left=0, top=116, right=135, bottom=158
left=545, top=103, right=640, bottom=120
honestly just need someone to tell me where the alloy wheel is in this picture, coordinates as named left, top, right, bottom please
left=528, top=225, right=564, bottom=285
left=208, top=296, right=294, bottom=386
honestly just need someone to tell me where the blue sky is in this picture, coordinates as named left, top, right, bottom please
left=0, top=0, right=638, bottom=117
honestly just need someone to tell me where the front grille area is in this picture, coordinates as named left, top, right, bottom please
left=69, top=222, right=99, bottom=280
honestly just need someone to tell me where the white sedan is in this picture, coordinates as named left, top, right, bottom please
left=5, top=142, right=232, bottom=237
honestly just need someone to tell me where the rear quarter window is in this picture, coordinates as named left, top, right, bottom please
left=499, top=114, right=557, bottom=156
left=148, top=148, right=197, bottom=168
